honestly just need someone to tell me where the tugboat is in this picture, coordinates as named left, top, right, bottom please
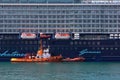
left=11, top=40, right=62, bottom=62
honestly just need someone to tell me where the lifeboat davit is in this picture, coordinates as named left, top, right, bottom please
left=40, top=33, right=51, bottom=38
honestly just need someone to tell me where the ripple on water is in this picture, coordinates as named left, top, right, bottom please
left=0, top=62, right=120, bottom=80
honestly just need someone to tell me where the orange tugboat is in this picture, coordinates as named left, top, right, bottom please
left=11, top=40, right=62, bottom=62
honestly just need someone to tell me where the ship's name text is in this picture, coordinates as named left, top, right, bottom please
left=0, top=50, right=26, bottom=57
left=79, top=49, right=101, bottom=55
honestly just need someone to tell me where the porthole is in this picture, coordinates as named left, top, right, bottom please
left=30, top=41, right=32, bottom=44
left=106, top=48, right=109, bottom=50
left=75, top=47, right=77, bottom=50
left=101, top=47, right=104, bottom=50
left=25, top=47, right=28, bottom=50
left=34, top=41, right=37, bottom=44
left=88, top=42, right=91, bottom=45
left=43, top=41, right=46, bottom=44
left=83, top=42, right=86, bottom=45
left=115, top=42, right=118, bottom=45
left=92, top=47, right=95, bottom=50
left=70, top=42, right=73, bottom=45
left=25, top=41, right=28, bottom=44
left=97, top=42, right=100, bottom=45
left=79, top=42, right=81, bottom=44
left=110, top=48, right=113, bottom=50
left=97, top=48, right=99, bottom=50
left=115, top=48, right=118, bottom=50
left=111, top=53, right=113, bottom=55
left=21, top=47, right=23, bottom=50
left=92, top=42, right=95, bottom=45
left=75, top=41, right=77, bottom=45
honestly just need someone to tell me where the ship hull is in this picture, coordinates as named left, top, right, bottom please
left=47, top=39, right=120, bottom=61
left=0, top=34, right=120, bottom=62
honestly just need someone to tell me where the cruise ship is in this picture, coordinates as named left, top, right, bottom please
left=0, top=0, right=120, bottom=61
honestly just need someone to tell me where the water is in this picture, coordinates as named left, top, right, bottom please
left=0, top=62, right=120, bottom=80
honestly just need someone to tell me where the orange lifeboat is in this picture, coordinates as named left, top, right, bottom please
left=55, top=33, right=70, bottom=39
left=21, top=33, right=36, bottom=39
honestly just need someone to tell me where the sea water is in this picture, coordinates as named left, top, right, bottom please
left=0, top=62, right=120, bottom=80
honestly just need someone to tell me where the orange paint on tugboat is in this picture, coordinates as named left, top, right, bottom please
left=11, top=55, right=62, bottom=62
